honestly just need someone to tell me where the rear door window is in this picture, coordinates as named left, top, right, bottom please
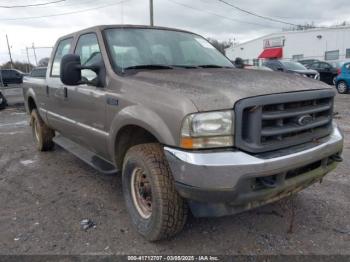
left=31, top=68, right=47, bottom=78
left=1, top=70, right=10, bottom=77
left=319, top=63, right=330, bottom=70
left=309, top=63, right=319, bottom=70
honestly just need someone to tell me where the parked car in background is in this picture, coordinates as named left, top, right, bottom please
left=306, top=61, right=338, bottom=85
left=29, top=67, right=47, bottom=78
left=0, top=69, right=24, bottom=86
left=298, top=59, right=319, bottom=66
left=263, top=60, right=320, bottom=80
left=331, top=60, right=350, bottom=70
left=335, top=62, right=350, bottom=94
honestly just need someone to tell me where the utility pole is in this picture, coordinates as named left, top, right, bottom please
left=6, top=34, right=13, bottom=69
left=32, top=42, right=38, bottom=66
left=25, top=47, right=31, bottom=73
left=149, top=0, right=154, bottom=26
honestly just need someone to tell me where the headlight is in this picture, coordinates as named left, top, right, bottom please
left=180, top=110, right=234, bottom=149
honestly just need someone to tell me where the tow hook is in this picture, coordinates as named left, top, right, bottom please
left=330, top=154, right=343, bottom=163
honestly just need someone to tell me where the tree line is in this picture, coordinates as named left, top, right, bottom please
left=0, top=58, right=49, bottom=73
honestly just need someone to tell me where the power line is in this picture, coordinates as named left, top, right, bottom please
left=0, top=0, right=130, bottom=21
left=217, top=0, right=303, bottom=28
left=6, top=0, right=105, bottom=9
left=0, top=0, right=66, bottom=8
left=167, top=0, right=280, bottom=29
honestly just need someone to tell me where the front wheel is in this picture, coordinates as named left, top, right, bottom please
left=122, top=143, right=188, bottom=241
left=336, top=81, right=348, bottom=94
left=30, top=109, right=55, bottom=151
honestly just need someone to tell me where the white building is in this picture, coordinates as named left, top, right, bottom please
left=226, top=25, right=350, bottom=66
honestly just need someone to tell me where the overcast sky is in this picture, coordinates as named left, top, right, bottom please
left=0, top=0, right=349, bottom=64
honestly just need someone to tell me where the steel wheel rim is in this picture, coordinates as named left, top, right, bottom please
left=131, top=167, right=152, bottom=219
left=33, top=119, right=40, bottom=142
left=338, top=82, right=347, bottom=93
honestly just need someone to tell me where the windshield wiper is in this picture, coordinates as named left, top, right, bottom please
left=171, top=65, right=199, bottom=69
left=197, top=65, right=231, bottom=68
left=123, top=65, right=174, bottom=70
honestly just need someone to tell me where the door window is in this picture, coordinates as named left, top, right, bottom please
left=309, top=63, right=319, bottom=70
left=319, top=63, right=331, bottom=70
left=51, top=38, right=73, bottom=77
left=74, top=33, right=101, bottom=81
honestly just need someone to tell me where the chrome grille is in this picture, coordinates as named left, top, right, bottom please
left=235, top=90, right=334, bottom=153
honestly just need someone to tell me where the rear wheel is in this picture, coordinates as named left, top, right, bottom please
left=122, top=143, right=188, bottom=241
left=30, top=109, right=55, bottom=151
left=336, top=81, right=348, bottom=94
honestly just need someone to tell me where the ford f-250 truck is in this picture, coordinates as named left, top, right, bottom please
left=23, top=25, right=344, bottom=241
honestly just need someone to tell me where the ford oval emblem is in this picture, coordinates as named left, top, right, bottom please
left=297, top=114, right=313, bottom=126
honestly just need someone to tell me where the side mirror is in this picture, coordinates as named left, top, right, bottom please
left=60, top=54, right=82, bottom=86
left=277, top=67, right=284, bottom=71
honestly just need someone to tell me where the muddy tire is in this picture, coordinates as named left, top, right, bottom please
left=122, top=143, right=188, bottom=241
left=30, top=109, right=55, bottom=151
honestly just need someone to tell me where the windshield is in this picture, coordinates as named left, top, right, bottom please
left=104, top=28, right=233, bottom=71
left=281, top=61, right=307, bottom=71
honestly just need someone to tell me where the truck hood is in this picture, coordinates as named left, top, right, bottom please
left=129, top=68, right=332, bottom=111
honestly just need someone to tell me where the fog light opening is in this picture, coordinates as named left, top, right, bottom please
left=257, top=175, right=278, bottom=189
left=330, top=154, right=343, bottom=163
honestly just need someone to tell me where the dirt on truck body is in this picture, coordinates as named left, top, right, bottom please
left=22, top=25, right=344, bottom=241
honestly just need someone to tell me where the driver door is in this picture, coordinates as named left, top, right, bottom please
left=64, top=32, right=109, bottom=158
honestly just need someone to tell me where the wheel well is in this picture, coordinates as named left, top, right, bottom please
left=28, top=97, right=37, bottom=113
left=115, top=125, right=158, bottom=168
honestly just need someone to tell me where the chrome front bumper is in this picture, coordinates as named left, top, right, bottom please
left=164, top=126, right=343, bottom=216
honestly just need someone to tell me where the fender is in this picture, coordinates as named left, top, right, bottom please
left=108, top=105, right=177, bottom=162
left=24, top=87, right=37, bottom=112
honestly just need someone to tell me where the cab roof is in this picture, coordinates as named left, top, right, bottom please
left=57, top=24, right=196, bottom=42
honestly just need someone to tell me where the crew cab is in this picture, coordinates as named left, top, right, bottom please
left=23, top=25, right=344, bottom=241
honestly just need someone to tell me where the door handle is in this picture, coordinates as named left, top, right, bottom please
left=64, top=87, right=68, bottom=98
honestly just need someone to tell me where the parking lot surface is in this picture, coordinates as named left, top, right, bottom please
left=0, top=93, right=349, bottom=255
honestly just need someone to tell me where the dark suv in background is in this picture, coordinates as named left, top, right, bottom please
left=263, top=60, right=320, bottom=80
left=306, top=61, right=338, bottom=85
left=0, top=69, right=24, bottom=86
